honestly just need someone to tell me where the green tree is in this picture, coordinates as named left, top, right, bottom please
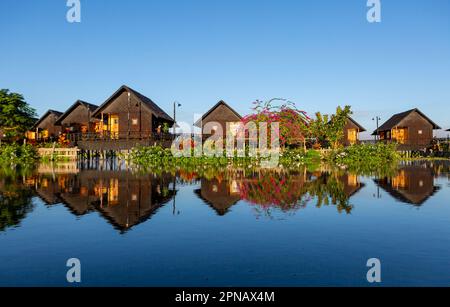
left=310, top=105, right=352, bottom=150
left=0, top=89, right=37, bottom=141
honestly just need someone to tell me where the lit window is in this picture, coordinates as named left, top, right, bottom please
left=132, top=119, right=138, bottom=125
left=418, top=130, right=423, bottom=135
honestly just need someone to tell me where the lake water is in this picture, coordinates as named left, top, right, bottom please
left=1, top=160, right=449, bottom=286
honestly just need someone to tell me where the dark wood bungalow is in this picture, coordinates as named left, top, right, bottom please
left=194, top=178, right=241, bottom=216
left=28, top=110, right=63, bottom=142
left=342, top=117, right=366, bottom=146
left=374, top=165, right=439, bottom=206
left=372, top=108, right=441, bottom=150
left=91, top=85, right=174, bottom=140
left=194, top=100, right=242, bottom=140
left=54, top=100, right=99, bottom=135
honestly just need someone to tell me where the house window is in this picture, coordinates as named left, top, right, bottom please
left=132, top=119, right=138, bottom=125
left=347, top=129, right=357, bottom=144
left=418, top=130, right=423, bottom=135
left=392, top=128, right=407, bottom=144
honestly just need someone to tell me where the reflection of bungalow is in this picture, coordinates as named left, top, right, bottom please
left=372, top=109, right=441, bottom=150
left=341, top=117, right=366, bottom=146
left=28, top=110, right=63, bottom=142
left=34, top=176, right=63, bottom=205
left=55, top=100, right=99, bottom=135
left=94, top=177, right=176, bottom=231
left=374, top=166, right=439, bottom=205
left=194, top=100, right=242, bottom=140
left=339, top=173, right=365, bottom=197
left=91, top=85, right=174, bottom=140
left=194, top=178, right=241, bottom=215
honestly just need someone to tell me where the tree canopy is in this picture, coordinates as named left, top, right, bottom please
left=310, top=105, right=352, bottom=149
left=0, top=89, right=37, bottom=141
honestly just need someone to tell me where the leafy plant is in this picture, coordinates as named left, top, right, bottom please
left=0, top=89, right=37, bottom=141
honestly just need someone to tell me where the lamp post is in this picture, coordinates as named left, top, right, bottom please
left=372, top=116, right=381, bottom=142
left=173, top=101, right=181, bottom=135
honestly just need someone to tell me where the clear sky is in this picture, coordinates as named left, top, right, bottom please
left=1, top=0, right=449, bottom=138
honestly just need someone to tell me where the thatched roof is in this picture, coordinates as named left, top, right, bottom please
left=54, top=100, right=98, bottom=125
left=31, top=110, right=63, bottom=130
left=194, top=100, right=242, bottom=127
left=92, top=85, right=174, bottom=122
left=347, top=116, right=366, bottom=132
left=372, top=108, right=441, bottom=135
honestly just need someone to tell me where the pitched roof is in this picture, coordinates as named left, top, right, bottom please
left=54, top=100, right=98, bottom=125
left=31, top=110, right=63, bottom=129
left=347, top=116, right=366, bottom=132
left=373, top=108, right=441, bottom=135
left=373, top=179, right=440, bottom=206
left=92, top=85, right=173, bottom=122
left=194, top=100, right=242, bottom=127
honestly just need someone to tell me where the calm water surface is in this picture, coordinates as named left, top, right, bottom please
left=0, top=161, right=449, bottom=286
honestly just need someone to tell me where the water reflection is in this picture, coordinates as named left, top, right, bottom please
left=0, top=170, right=35, bottom=231
left=374, top=161, right=442, bottom=206
left=194, top=177, right=241, bottom=216
left=0, top=161, right=448, bottom=232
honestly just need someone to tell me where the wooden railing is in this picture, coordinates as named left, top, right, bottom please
left=66, top=132, right=175, bottom=143
left=38, top=147, right=80, bottom=160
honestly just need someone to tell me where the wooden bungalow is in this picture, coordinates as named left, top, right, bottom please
left=194, top=178, right=241, bottom=215
left=342, top=117, right=366, bottom=146
left=194, top=100, right=242, bottom=140
left=372, top=108, right=441, bottom=150
left=54, top=100, right=99, bottom=135
left=374, top=165, right=439, bottom=206
left=91, top=85, right=174, bottom=140
left=28, top=110, right=63, bottom=142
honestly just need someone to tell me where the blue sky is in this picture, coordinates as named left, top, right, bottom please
left=1, top=0, right=449, bottom=138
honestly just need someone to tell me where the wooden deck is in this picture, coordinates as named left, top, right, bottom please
left=65, top=132, right=174, bottom=151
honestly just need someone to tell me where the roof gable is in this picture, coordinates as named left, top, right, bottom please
left=92, top=85, right=173, bottom=122
left=194, top=100, right=242, bottom=127
left=373, top=108, right=441, bottom=135
left=347, top=117, right=366, bottom=132
left=31, top=110, right=63, bottom=129
left=55, top=100, right=98, bottom=125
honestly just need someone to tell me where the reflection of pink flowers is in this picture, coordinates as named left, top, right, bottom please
left=238, top=174, right=311, bottom=211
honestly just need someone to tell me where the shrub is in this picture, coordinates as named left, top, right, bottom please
left=0, top=143, right=38, bottom=165
left=327, top=143, right=399, bottom=175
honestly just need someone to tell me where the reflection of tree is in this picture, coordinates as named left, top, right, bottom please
left=239, top=171, right=310, bottom=210
left=307, top=172, right=354, bottom=214
left=203, top=168, right=362, bottom=217
left=0, top=169, right=35, bottom=231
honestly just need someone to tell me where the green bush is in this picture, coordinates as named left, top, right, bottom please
left=0, top=143, right=38, bottom=165
left=327, top=143, right=400, bottom=175
left=129, top=145, right=321, bottom=170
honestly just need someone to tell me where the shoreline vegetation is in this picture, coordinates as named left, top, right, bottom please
left=1, top=142, right=449, bottom=175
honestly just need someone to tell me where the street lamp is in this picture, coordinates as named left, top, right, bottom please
left=173, top=101, right=181, bottom=135
left=372, top=116, right=381, bottom=141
